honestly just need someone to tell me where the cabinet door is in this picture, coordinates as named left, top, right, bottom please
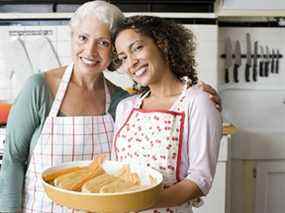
left=193, top=162, right=229, bottom=213
left=255, top=161, right=285, bottom=213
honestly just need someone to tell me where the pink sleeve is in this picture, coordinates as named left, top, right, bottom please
left=184, top=89, right=222, bottom=195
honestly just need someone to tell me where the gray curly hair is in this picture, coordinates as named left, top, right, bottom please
left=69, top=1, right=124, bottom=31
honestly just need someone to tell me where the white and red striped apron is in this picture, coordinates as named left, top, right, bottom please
left=22, top=64, right=114, bottom=212
left=114, top=86, right=193, bottom=213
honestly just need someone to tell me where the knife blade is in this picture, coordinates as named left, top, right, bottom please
left=264, top=46, right=270, bottom=77
left=224, top=37, right=233, bottom=83
left=253, top=41, right=258, bottom=81
left=276, top=49, right=280, bottom=74
left=245, top=33, right=252, bottom=82
left=259, top=46, right=264, bottom=77
left=271, top=49, right=275, bottom=73
left=233, top=40, right=241, bottom=83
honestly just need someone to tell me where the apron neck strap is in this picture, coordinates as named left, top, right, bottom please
left=104, top=79, right=111, bottom=112
left=49, top=64, right=73, bottom=117
left=49, top=64, right=111, bottom=117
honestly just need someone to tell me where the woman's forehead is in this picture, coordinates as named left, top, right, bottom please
left=73, top=16, right=111, bottom=37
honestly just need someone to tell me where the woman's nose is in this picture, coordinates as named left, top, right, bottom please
left=127, top=56, right=139, bottom=69
left=86, top=41, right=98, bottom=55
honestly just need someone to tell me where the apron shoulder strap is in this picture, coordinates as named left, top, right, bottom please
left=48, top=64, right=73, bottom=117
left=104, top=78, right=111, bottom=113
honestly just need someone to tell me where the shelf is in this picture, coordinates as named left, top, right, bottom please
left=0, top=12, right=72, bottom=19
left=216, top=9, right=285, bottom=18
left=0, top=12, right=217, bottom=20
left=219, top=84, right=285, bottom=91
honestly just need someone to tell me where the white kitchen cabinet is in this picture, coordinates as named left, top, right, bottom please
left=193, top=135, right=231, bottom=213
left=215, top=0, right=285, bottom=17
left=255, top=161, right=285, bottom=213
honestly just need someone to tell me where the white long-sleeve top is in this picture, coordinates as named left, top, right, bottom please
left=113, top=86, right=222, bottom=195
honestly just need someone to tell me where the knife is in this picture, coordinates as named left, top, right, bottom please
left=224, top=37, right=233, bottom=83
left=233, top=40, right=241, bottom=83
left=253, top=41, right=258, bottom=81
left=264, top=46, right=270, bottom=77
left=259, top=46, right=264, bottom=77
left=245, top=33, right=252, bottom=82
left=276, top=49, right=280, bottom=74
left=271, top=49, right=275, bottom=73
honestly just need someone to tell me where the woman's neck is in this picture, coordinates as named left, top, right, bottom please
left=71, top=70, right=104, bottom=91
left=148, top=73, right=184, bottom=99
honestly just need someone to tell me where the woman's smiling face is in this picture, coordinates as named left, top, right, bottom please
left=115, top=29, right=169, bottom=87
left=71, top=15, right=112, bottom=76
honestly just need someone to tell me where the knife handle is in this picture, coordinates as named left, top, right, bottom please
left=225, top=68, right=230, bottom=83
left=245, top=64, right=250, bottom=82
left=276, top=58, right=279, bottom=74
left=233, top=64, right=239, bottom=83
left=271, top=58, right=275, bottom=73
left=259, top=61, right=264, bottom=77
left=253, top=64, right=257, bottom=81
left=264, top=62, right=269, bottom=77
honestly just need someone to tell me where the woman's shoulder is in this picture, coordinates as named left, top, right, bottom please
left=184, top=85, right=216, bottom=109
left=185, top=84, right=208, bottom=98
left=44, top=66, right=66, bottom=82
left=22, top=72, right=46, bottom=93
left=119, top=94, right=138, bottom=105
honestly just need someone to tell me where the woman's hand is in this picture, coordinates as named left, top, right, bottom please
left=197, top=81, right=222, bottom=112
left=153, top=179, right=203, bottom=209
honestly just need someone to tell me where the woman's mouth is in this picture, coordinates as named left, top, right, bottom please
left=81, top=57, right=100, bottom=66
left=133, top=66, right=147, bottom=77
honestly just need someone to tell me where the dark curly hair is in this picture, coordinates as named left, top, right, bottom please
left=111, top=15, right=198, bottom=86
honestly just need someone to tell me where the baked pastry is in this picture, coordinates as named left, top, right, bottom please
left=98, top=165, right=141, bottom=193
left=99, top=178, right=137, bottom=193
left=53, top=156, right=106, bottom=191
left=42, top=166, right=82, bottom=184
left=81, top=173, right=118, bottom=193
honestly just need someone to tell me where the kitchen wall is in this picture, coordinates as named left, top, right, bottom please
left=218, top=26, right=285, bottom=213
left=218, top=26, right=285, bottom=151
left=0, top=22, right=71, bottom=102
left=0, top=20, right=218, bottom=103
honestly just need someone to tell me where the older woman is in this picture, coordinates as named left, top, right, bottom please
left=0, top=1, right=221, bottom=212
left=0, top=1, right=127, bottom=212
left=112, top=16, right=222, bottom=212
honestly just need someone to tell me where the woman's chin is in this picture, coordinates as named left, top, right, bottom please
left=77, top=63, right=104, bottom=75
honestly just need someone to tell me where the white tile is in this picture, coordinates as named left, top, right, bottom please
left=56, top=40, right=71, bottom=58
left=56, top=25, right=71, bottom=41
left=59, top=56, right=72, bottom=66
left=0, top=26, right=9, bottom=41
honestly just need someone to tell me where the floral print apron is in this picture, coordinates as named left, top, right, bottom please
left=114, top=86, right=193, bottom=213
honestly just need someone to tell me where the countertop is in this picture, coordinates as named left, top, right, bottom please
left=223, top=124, right=237, bottom=135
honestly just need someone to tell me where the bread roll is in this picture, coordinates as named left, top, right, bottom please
left=43, top=166, right=82, bottom=183
left=99, top=178, right=137, bottom=193
left=81, top=174, right=118, bottom=193
left=54, top=165, right=105, bottom=191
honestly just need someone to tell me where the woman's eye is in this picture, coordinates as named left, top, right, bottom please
left=98, top=40, right=111, bottom=48
left=133, top=44, right=143, bottom=52
left=78, top=35, right=87, bottom=42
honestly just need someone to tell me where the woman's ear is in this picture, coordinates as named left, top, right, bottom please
left=157, top=39, right=169, bottom=62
